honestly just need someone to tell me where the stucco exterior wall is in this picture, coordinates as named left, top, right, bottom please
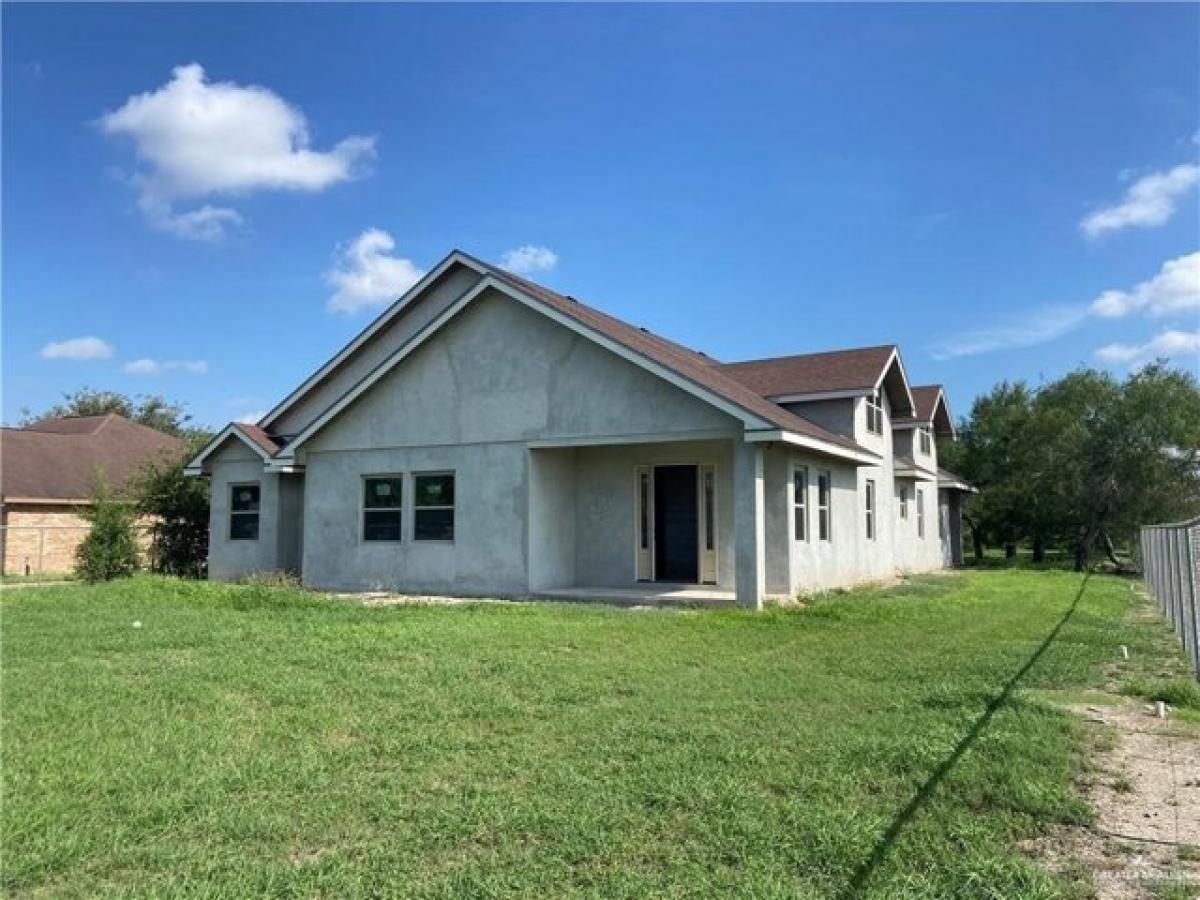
left=269, top=265, right=483, bottom=436
left=207, top=440, right=283, bottom=581
left=298, top=289, right=742, bottom=594
left=571, top=440, right=735, bottom=590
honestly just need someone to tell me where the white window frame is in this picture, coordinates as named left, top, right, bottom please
left=362, top=474, right=403, bottom=543
left=898, top=484, right=909, bottom=520
left=865, top=390, right=883, bottom=436
left=412, top=471, right=456, bottom=542
left=228, top=482, right=260, bottom=541
left=865, top=478, right=876, bottom=540
left=793, top=465, right=809, bottom=542
left=918, top=427, right=932, bottom=455
left=917, top=487, right=926, bottom=538
left=817, top=470, right=832, bottom=542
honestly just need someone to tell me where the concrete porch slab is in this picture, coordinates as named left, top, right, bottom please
left=534, top=585, right=736, bottom=608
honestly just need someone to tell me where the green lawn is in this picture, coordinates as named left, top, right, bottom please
left=2, top=571, right=1192, bottom=898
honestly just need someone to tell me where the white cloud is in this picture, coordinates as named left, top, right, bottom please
left=928, top=306, right=1087, bottom=360
left=123, top=358, right=207, bottom=375
left=39, top=336, right=115, bottom=361
left=99, top=63, right=375, bottom=240
left=1095, top=329, right=1200, bottom=367
left=235, top=410, right=266, bottom=424
left=1080, top=164, right=1200, bottom=238
left=500, top=245, right=559, bottom=277
left=1090, top=251, right=1200, bottom=318
left=325, top=228, right=423, bottom=314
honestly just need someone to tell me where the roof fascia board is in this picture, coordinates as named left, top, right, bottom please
left=279, top=279, right=490, bottom=458
left=744, top=428, right=879, bottom=465
left=527, top=428, right=739, bottom=449
left=768, top=388, right=872, bottom=403
left=283, top=275, right=782, bottom=457
left=259, top=251, right=477, bottom=430
left=184, top=423, right=272, bottom=475
left=487, top=280, right=774, bottom=431
left=872, top=346, right=917, bottom=418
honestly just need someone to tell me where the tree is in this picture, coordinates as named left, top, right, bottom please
left=75, top=479, right=140, bottom=582
left=20, top=388, right=212, bottom=442
left=949, top=362, right=1200, bottom=571
left=130, top=449, right=210, bottom=578
left=941, top=382, right=1044, bottom=562
left=1036, top=364, right=1200, bottom=570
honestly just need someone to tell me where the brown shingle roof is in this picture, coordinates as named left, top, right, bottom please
left=232, top=422, right=280, bottom=456
left=460, top=253, right=872, bottom=457
left=715, top=346, right=898, bottom=397
left=1, top=414, right=184, bottom=502
left=910, top=386, right=943, bottom=422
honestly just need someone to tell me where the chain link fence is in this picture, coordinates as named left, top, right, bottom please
left=1139, top=516, right=1200, bottom=679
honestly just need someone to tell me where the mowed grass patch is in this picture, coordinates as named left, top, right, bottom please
left=1, top=570, right=1182, bottom=898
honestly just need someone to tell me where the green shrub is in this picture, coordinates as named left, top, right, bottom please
left=75, top=482, right=139, bottom=582
left=130, top=451, right=209, bottom=578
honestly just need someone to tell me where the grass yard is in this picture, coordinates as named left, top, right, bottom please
left=2, top=570, right=1195, bottom=898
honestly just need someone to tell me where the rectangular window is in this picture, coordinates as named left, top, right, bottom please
left=898, top=484, right=909, bottom=520
left=639, top=470, right=651, bottom=550
left=919, top=427, right=932, bottom=455
left=229, top=483, right=260, bottom=540
left=414, top=472, right=455, bottom=541
left=865, top=478, right=876, bottom=540
left=817, top=471, right=832, bottom=542
left=703, top=468, right=715, bottom=552
left=793, top=466, right=808, bottom=541
left=865, top=390, right=883, bottom=435
left=363, top=475, right=403, bottom=541
left=917, top=488, right=926, bottom=538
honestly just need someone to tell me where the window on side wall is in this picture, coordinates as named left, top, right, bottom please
left=917, top=488, right=926, bottom=538
left=363, top=475, right=403, bottom=542
left=898, top=484, right=909, bottom=520
left=414, top=472, right=455, bottom=541
left=919, top=427, right=932, bottom=455
left=229, top=483, right=260, bottom=540
left=818, top=471, right=832, bottom=542
left=866, top=390, right=883, bottom=436
left=865, top=478, right=876, bottom=540
left=793, top=466, right=808, bottom=541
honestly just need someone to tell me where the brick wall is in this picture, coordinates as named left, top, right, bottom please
left=1, top=504, right=156, bottom=576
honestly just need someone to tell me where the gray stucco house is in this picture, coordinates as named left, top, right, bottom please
left=187, top=250, right=973, bottom=608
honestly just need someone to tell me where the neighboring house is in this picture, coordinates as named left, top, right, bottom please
left=186, top=250, right=974, bottom=608
left=1, top=414, right=183, bottom=575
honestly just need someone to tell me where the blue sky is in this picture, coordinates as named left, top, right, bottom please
left=4, top=3, right=1198, bottom=429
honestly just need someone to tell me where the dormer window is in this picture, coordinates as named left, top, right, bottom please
left=918, top=427, right=932, bottom=455
left=866, top=390, right=883, bottom=435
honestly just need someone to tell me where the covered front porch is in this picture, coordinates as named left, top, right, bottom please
left=527, top=432, right=772, bottom=608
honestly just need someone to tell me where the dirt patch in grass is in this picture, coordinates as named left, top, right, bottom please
left=1030, top=695, right=1200, bottom=899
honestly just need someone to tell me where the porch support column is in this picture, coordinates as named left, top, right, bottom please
left=733, top=438, right=766, bottom=610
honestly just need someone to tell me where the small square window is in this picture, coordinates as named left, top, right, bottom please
left=414, top=473, right=455, bottom=541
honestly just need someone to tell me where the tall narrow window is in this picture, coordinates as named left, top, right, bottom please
left=793, top=466, right=809, bottom=541
left=898, top=484, right=909, bottom=520
left=414, top=473, right=455, bottom=541
left=817, top=471, right=832, bottom=542
left=703, top=469, right=715, bottom=552
left=917, top=488, right=926, bottom=538
left=865, top=478, right=876, bottom=540
left=229, top=483, right=260, bottom=540
left=919, top=427, right=932, bottom=455
left=363, top=475, right=403, bottom=542
left=865, top=390, right=883, bottom=435
left=639, top=470, right=651, bottom=550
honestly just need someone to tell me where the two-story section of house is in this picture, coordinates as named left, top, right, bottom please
left=186, top=250, right=974, bottom=607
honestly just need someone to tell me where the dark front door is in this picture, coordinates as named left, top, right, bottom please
left=654, top=465, right=698, bottom=582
